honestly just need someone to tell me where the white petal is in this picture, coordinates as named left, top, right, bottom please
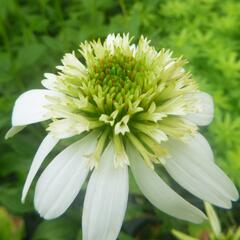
left=5, top=126, right=25, bottom=139
left=21, top=134, right=59, bottom=203
left=82, top=142, right=128, bottom=240
left=12, top=89, right=58, bottom=126
left=34, top=132, right=98, bottom=220
left=164, top=133, right=238, bottom=209
left=186, top=92, right=214, bottom=126
left=127, top=144, right=206, bottom=224
left=183, top=133, right=214, bottom=163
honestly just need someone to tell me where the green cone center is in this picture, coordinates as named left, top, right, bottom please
left=87, top=54, right=147, bottom=110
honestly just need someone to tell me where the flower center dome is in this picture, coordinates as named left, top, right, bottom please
left=88, top=54, right=143, bottom=108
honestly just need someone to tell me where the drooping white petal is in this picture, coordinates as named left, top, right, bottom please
left=164, top=133, right=238, bottom=209
left=12, top=89, right=59, bottom=126
left=21, top=134, right=59, bottom=203
left=34, top=132, right=98, bottom=220
left=82, top=142, right=128, bottom=240
left=5, top=126, right=25, bottom=139
left=186, top=92, right=214, bottom=126
left=127, top=144, right=206, bottom=224
left=183, top=133, right=214, bottom=163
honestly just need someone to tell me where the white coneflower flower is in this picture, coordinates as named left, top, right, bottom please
left=7, top=34, right=238, bottom=240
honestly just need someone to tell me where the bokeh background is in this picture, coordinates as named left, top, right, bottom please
left=1, top=0, right=240, bottom=239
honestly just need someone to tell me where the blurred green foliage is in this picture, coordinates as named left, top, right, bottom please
left=173, top=202, right=240, bottom=240
left=0, top=207, right=24, bottom=240
left=0, top=0, right=240, bottom=239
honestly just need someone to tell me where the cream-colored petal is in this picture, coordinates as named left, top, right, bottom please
left=82, top=142, right=128, bottom=240
left=34, top=132, right=97, bottom=219
left=127, top=144, right=206, bottom=224
left=12, top=89, right=58, bottom=126
left=21, top=134, right=59, bottom=203
left=164, top=134, right=238, bottom=208
left=186, top=92, right=214, bottom=126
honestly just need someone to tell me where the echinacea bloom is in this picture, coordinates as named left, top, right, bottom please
left=7, top=34, right=238, bottom=240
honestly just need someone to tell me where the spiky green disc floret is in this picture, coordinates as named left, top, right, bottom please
left=43, top=33, right=200, bottom=168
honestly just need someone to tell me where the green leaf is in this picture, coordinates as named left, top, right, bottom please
left=16, top=43, right=46, bottom=69
left=172, top=229, right=198, bottom=240
left=204, top=202, right=221, bottom=237
left=118, top=232, right=133, bottom=240
left=0, top=207, right=25, bottom=240
left=0, top=186, right=33, bottom=214
left=33, top=218, right=79, bottom=240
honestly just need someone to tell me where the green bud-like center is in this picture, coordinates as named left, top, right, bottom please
left=87, top=53, right=147, bottom=113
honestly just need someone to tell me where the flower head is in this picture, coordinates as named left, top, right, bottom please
left=7, top=34, right=238, bottom=240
